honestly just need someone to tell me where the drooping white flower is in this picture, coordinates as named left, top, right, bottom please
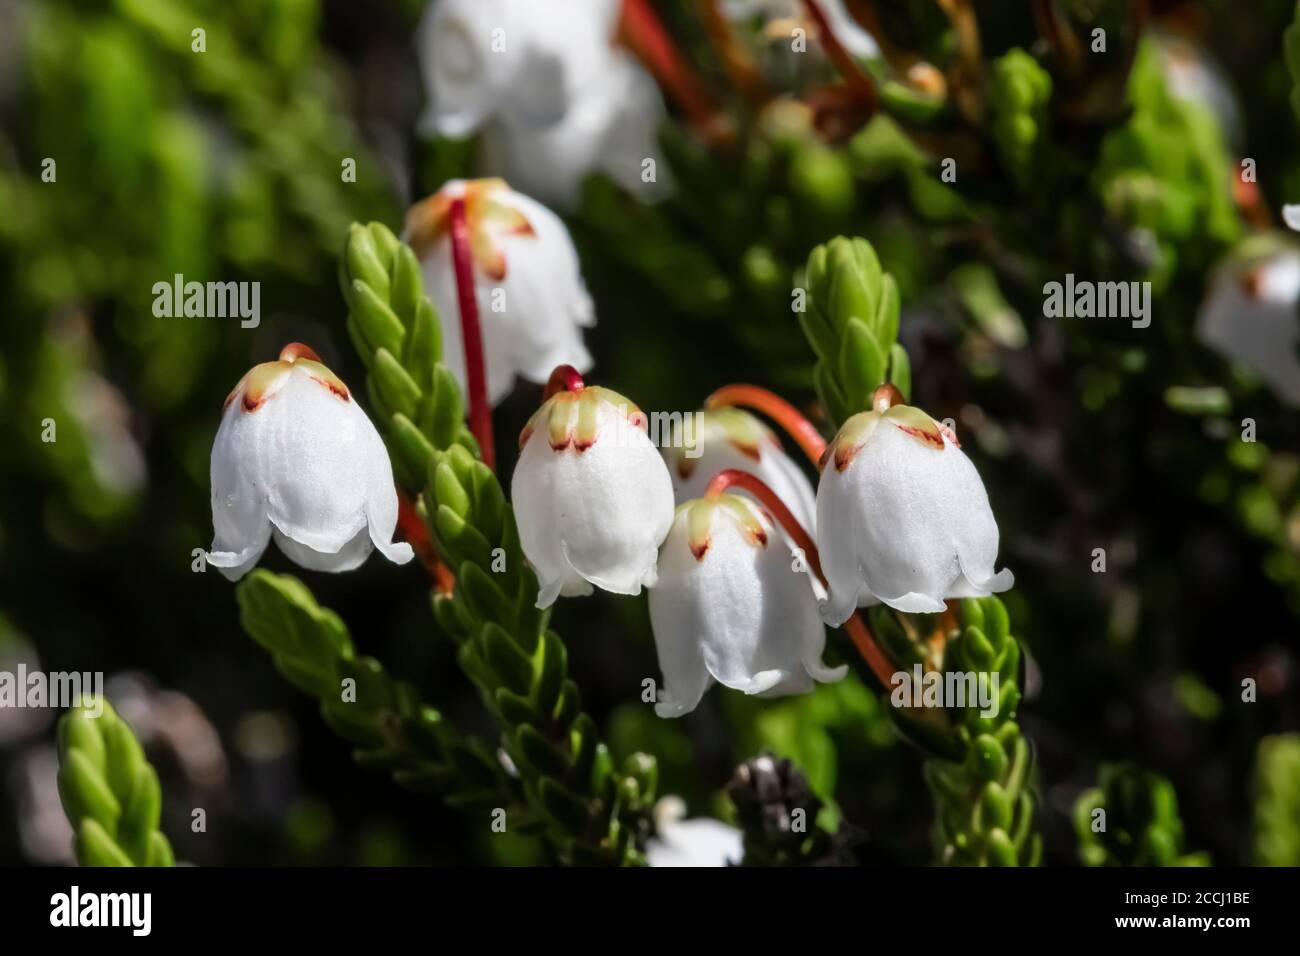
left=1196, top=244, right=1300, bottom=407
left=416, top=0, right=618, bottom=137
left=405, top=179, right=594, bottom=406
left=207, top=344, right=413, bottom=581
left=649, top=493, right=845, bottom=718
left=416, top=0, right=669, bottom=209
left=512, top=384, right=675, bottom=608
left=645, top=796, right=743, bottom=867
left=663, top=407, right=817, bottom=536
left=816, top=390, right=1012, bottom=622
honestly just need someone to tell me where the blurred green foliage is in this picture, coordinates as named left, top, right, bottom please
left=1252, top=733, right=1300, bottom=866
left=1075, top=763, right=1210, bottom=866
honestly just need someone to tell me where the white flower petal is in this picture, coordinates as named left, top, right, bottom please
left=417, top=0, right=666, bottom=210
left=817, top=412, right=1012, bottom=618
left=205, top=524, right=272, bottom=584
left=513, top=393, right=676, bottom=608
left=648, top=496, right=842, bottom=717
left=820, top=0, right=880, bottom=62
left=481, top=51, right=670, bottom=210
left=646, top=816, right=743, bottom=867
left=1196, top=250, right=1300, bottom=407
left=209, top=355, right=412, bottom=580
left=415, top=182, right=595, bottom=406
left=667, top=414, right=818, bottom=536
left=273, top=524, right=374, bottom=574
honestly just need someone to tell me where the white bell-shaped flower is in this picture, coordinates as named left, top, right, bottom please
left=207, top=345, right=413, bottom=581
left=406, top=179, right=595, bottom=406
left=817, top=388, right=1013, bottom=623
left=416, top=0, right=669, bottom=209
left=512, top=384, right=675, bottom=608
left=1197, top=242, right=1300, bottom=408
left=645, top=797, right=742, bottom=867
left=649, top=493, right=845, bottom=718
left=663, top=407, right=818, bottom=537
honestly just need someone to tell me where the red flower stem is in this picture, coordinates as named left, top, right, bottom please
left=843, top=615, right=897, bottom=693
left=449, top=197, right=494, bottom=471
left=397, top=489, right=455, bottom=595
left=800, top=0, right=879, bottom=110
left=620, top=0, right=722, bottom=134
left=703, top=468, right=895, bottom=689
left=705, top=383, right=827, bottom=468
left=543, top=364, right=587, bottom=400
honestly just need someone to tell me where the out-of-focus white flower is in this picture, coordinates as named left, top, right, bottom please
left=1196, top=245, right=1300, bottom=407
left=649, top=493, right=845, bottom=718
left=817, top=390, right=1012, bottom=622
left=646, top=796, right=743, bottom=867
left=663, top=407, right=818, bottom=536
left=406, top=178, right=594, bottom=405
left=512, top=384, right=675, bottom=607
left=478, top=54, right=668, bottom=209
left=416, top=0, right=668, bottom=209
left=207, top=344, right=413, bottom=581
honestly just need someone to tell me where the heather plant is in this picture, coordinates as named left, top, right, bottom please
left=2, top=0, right=1295, bottom=870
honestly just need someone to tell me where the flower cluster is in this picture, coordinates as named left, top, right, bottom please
left=199, top=0, right=1020, bottom=865
left=507, top=377, right=1011, bottom=718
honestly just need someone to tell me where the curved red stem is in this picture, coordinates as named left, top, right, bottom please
left=705, top=383, right=827, bottom=469
left=543, top=364, right=586, bottom=400
left=702, top=468, right=895, bottom=689
left=397, top=490, right=455, bottom=595
left=620, top=0, right=723, bottom=136
left=449, top=197, right=495, bottom=471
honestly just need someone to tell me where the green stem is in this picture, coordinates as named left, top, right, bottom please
left=340, top=222, right=659, bottom=864
left=235, top=570, right=529, bottom=820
